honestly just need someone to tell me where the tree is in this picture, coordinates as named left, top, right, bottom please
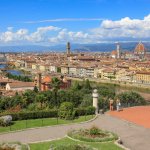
left=80, top=94, right=92, bottom=107
left=59, top=102, right=75, bottom=120
left=117, top=91, right=146, bottom=106
left=51, top=77, right=61, bottom=105
left=33, top=86, right=39, bottom=93
left=83, top=79, right=92, bottom=90
left=72, top=81, right=81, bottom=90
left=22, top=90, right=36, bottom=106
left=36, top=94, right=46, bottom=109
left=98, top=86, right=115, bottom=99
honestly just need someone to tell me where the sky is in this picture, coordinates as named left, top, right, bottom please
left=0, top=0, right=150, bottom=45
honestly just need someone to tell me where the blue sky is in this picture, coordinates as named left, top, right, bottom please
left=0, top=0, right=150, bottom=45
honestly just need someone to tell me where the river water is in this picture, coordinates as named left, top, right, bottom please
left=0, top=64, right=23, bottom=76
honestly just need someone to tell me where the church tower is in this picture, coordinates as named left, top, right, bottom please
left=66, top=42, right=71, bottom=56
left=116, top=42, right=121, bottom=59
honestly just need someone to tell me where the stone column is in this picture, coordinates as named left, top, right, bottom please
left=92, top=89, right=99, bottom=114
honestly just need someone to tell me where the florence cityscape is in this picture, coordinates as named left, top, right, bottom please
left=0, top=0, right=150, bottom=150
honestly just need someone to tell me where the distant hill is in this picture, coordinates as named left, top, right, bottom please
left=0, top=42, right=150, bottom=53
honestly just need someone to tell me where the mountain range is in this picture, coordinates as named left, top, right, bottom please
left=0, top=42, right=150, bottom=53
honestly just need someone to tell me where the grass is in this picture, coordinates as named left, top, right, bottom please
left=0, top=115, right=94, bottom=133
left=29, top=137, right=123, bottom=150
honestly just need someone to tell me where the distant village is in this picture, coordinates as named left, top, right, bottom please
left=0, top=41, right=150, bottom=96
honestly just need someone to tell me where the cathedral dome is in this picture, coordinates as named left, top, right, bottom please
left=134, top=42, right=146, bottom=54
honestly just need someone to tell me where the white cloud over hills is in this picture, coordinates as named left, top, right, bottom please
left=1, top=14, right=150, bottom=45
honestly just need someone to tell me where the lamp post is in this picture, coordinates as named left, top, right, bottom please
left=92, top=89, right=99, bottom=114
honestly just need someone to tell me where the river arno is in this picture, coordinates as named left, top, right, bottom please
left=0, top=64, right=23, bottom=76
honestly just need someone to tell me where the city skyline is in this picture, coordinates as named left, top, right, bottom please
left=0, top=0, right=150, bottom=45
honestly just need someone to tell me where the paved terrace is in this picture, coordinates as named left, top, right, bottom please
left=0, top=114, right=150, bottom=150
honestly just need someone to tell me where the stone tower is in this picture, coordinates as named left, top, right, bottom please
left=92, top=89, right=99, bottom=114
left=116, top=42, right=121, bottom=59
left=66, top=42, right=71, bottom=56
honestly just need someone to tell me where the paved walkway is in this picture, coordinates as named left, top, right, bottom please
left=109, top=106, right=150, bottom=128
left=0, top=114, right=150, bottom=150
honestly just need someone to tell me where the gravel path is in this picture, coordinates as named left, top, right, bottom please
left=0, top=114, right=150, bottom=150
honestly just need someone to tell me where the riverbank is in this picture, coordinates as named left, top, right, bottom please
left=68, top=77, right=150, bottom=101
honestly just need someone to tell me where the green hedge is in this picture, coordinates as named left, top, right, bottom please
left=0, top=107, right=95, bottom=121
left=75, top=106, right=95, bottom=116
left=0, top=110, right=57, bottom=121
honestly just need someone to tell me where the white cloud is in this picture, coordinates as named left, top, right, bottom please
left=23, top=18, right=105, bottom=24
left=1, top=14, right=150, bottom=45
left=91, top=14, right=150, bottom=39
left=7, top=27, right=13, bottom=31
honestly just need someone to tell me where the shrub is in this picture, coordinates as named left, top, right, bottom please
left=59, top=102, right=75, bottom=120
left=0, top=110, right=57, bottom=121
left=89, top=126, right=99, bottom=136
left=86, top=106, right=95, bottom=115
left=75, top=107, right=95, bottom=116
left=0, top=107, right=95, bottom=121
left=0, top=142, right=29, bottom=150
left=117, top=91, right=146, bottom=106
left=49, top=144, right=95, bottom=150
left=0, top=115, right=12, bottom=126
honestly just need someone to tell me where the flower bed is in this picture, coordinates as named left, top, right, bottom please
left=68, top=126, right=118, bottom=142
left=49, top=144, right=96, bottom=150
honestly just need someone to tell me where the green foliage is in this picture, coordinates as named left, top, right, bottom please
left=117, top=91, right=146, bottom=105
left=98, top=97, right=109, bottom=110
left=0, top=110, right=57, bottom=121
left=27, top=103, right=38, bottom=111
left=33, top=86, right=39, bottom=93
left=0, top=107, right=95, bottom=121
left=0, top=118, right=5, bottom=126
left=51, top=77, right=61, bottom=92
left=68, top=128, right=118, bottom=143
left=83, top=79, right=92, bottom=90
left=59, top=102, right=75, bottom=120
left=72, top=81, right=81, bottom=90
left=22, top=90, right=36, bottom=106
left=0, top=95, right=24, bottom=111
left=50, top=144, right=94, bottom=150
left=57, top=67, right=61, bottom=73
left=75, top=106, right=95, bottom=116
left=89, top=126, right=100, bottom=136
left=36, top=94, right=46, bottom=109
left=86, top=106, right=96, bottom=115
left=0, top=142, right=29, bottom=150
left=97, top=86, right=115, bottom=99
left=80, top=94, right=92, bottom=107
left=6, top=73, right=32, bottom=82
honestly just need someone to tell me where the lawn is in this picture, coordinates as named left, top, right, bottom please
left=29, top=137, right=123, bottom=150
left=0, top=115, right=94, bottom=133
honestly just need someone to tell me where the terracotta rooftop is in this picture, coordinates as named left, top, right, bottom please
left=42, top=76, right=52, bottom=83
left=8, top=82, right=35, bottom=88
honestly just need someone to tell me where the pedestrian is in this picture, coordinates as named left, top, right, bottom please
left=109, top=98, right=114, bottom=111
left=116, top=99, right=121, bottom=111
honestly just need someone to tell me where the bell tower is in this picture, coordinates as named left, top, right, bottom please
left=116, top=42, right=121, bottom=59
left=66, top=42, right=71, bottom=56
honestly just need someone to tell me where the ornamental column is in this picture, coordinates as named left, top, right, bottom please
left=92, top=89, right=99, bottom=114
